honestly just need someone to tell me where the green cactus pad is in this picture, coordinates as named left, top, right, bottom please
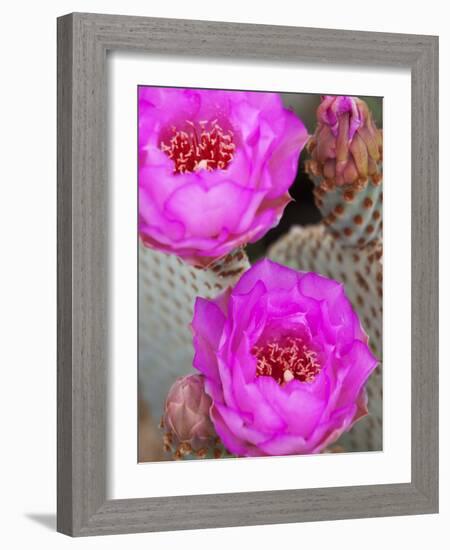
left=313, top=177, right=383, bottom=248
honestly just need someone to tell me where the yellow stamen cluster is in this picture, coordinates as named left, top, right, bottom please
left=252, top=336, right=321, bottom=385
left=160, top=119, right=236, bottom=174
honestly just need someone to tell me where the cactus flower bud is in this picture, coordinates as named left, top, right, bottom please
left=162, top=374, right=217, bottom=458
left=306, top=95, right=382, bottom=189
left=305, top=96, right=383, bottom=248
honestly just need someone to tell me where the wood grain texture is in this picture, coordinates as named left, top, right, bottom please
left=57, top=12, right=439, bottom=536
left=57, top=13, right=74, bottom=535
left=410, top=35, right=439, bottom=506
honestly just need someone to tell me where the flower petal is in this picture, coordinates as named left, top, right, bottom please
left=192, top=298, right=226, bottom=381
left=233, top=258, right=299, bottom=296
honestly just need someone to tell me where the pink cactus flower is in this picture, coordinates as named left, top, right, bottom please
left=306, top=95, right=382, bottom=188
left=163, top=374, right=216, bottom=453
left=139, top=87, right=308, bottom=266
left=191, top=259, right=378, bottom=457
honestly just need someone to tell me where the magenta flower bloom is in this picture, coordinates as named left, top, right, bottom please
left=139, top=87, right=308, bottom=266
left=191, top=259, right=378, bottom=456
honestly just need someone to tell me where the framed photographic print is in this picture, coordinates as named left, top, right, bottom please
left=57, top=13, right=438, bottom=536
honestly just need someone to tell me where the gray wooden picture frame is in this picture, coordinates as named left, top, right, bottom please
left=57, top=12, right=439, bottom=537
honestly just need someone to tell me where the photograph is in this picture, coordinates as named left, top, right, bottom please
left=1, top=1, right=441, bottom=543
left=138, top=87, right=383, bottom=461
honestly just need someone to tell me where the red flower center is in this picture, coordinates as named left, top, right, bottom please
left=252, top=336, right=321, bottom=385
left=160, top=119, right=236, bottom=174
